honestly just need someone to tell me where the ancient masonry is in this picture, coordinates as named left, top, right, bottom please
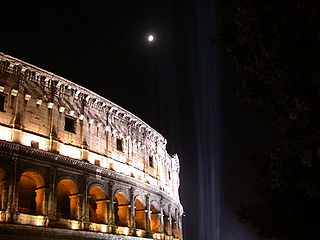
left=0, top=52, right=183, bottom=240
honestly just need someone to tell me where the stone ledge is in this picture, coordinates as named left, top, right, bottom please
left=0, top=222, right=152, bottom=240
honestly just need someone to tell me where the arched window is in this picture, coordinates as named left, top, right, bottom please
left=0, top=169, right=5, bottom=209
left=88, top=186, right=108, bottom=224
left=150, top=203, right=161, bottom=233
left=18, top=171, right=45, bottom=215
left=114, top=192, right=129, bottom=227
left=56, top=179, right=79, bottom=220
left=135, top=198, right=146, bottom=229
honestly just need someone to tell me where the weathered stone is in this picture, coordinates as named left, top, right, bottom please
left=0, top=52, right=183, bottom=240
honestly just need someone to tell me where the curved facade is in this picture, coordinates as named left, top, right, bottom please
left=0, top=52, right=183, bottom=240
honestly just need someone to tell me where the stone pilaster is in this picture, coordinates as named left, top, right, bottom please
left=82, top=174, right=90, bottom=230
left=146, top=194, right=151, bottom=237
left=108, top=181, right=115, bottom=228
left=129, top=187, right=135, bottom=233
left=47, top=167, right=57, bottom=226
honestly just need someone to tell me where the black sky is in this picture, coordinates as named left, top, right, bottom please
left=0, top=1, right=275, bottom=239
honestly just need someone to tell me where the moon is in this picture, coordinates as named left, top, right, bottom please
left=147, top=34, right=154, bottom=42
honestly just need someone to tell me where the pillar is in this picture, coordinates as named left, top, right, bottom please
left=178, top=215, right=183, bottom=239
left=47, top=167, right=56, bottom=226
left=43, top=187, right=50, bottom=216
left=129, top=188, right=135, bottom=230
left=6, top=157, right=18, bottom=223
left=160, top=207, right=164, bottom=233
left=108, top=182, right=115, bottom=227
left=146, top=194, right=151, bottom=237
left=3, top=180, right=11, bottom=220
left=164, top=216, right=172, bottom=236
left=166, top=205, right=172, bottom=236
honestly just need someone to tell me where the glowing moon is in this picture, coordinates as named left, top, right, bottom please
left=148, top=34, right=154, bottom=42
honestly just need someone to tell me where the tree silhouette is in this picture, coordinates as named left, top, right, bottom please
left=213, top=1, right=320, bottom=239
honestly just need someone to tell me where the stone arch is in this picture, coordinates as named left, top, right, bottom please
left=56, top=178, right=79, bottom=220
left=88, top=185, right=108, bottom=224
left=18, top=170, right=45, bottom=215
left=134, top=196, right=147, bottom=230
left=114, top=191, right=129, bottom=227
left=0, top=168, right=5, bottom=209
left=150, top=201, right=161, bottom=233
left=113, top=188, right=129, bottom=201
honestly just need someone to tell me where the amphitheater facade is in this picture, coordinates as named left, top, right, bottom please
left=0, top=52, right=183, bottom=240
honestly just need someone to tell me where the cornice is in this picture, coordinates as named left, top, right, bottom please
left=0, top=52, right=165, bottom=145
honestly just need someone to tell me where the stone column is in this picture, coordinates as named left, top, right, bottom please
left=10, top=89, right=21, bottom=133
left=81, top=175, right=89, bottom=230
left=160, top=206, right=164, bottom=233
left=178, top=215, right=183, bottom=239
left=43, top=187, right=50, bottom=216
left=1, top=181, right=6, bottom=210
left=146, top=194, right=151, bottom=237
left=164, top=216, right=172, bottom=236
left=129, top=187, right=135, bottom=231
left=108, top=182, right=115, bottom=232
left=4, top=180, right=12, bottom=221
left=81, top=193, right=89, bottom=230
left=126, top=137, right=131, bottom=165
left=166, top=205, right=172, bottom=236
left=105, top=130, right=109, bottom=156
left=47, top=167, right=57, bottom=226
left=12, top=180, right=19, bottom=213
left=6, top=157, right=18, bottom=223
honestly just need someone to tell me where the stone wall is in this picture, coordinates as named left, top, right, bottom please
left=0, top=52, right=183, bottom=240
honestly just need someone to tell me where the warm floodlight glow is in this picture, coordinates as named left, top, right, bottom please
left=20, top=133, right=47, bottom=150
left=70, top=220, right=80, bottom=230
left=60, top=144, right=81, bottom=159
left=0, top=126, right=12, bottom=141
left=148, top=34, right=154, bottom=42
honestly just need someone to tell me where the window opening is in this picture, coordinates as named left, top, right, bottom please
left=0, top=94, right=5, bottom=112
left=31, top=141, right=39, bottom=149
left=65, top=117, right=75, bottom=133
left=116, top=138, right=123, bottom=152
left=94, top=160, right=101, bottom=166
left=149, top=156, right=154, bottom=168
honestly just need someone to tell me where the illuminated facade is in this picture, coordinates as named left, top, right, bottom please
left=0, top=52, right=183, bottom=240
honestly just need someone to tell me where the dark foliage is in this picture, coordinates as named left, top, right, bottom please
left=213, top=0, right=320, bottom=239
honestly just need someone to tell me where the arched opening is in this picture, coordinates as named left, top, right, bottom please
left=114, top=192, right=129, bottom=227
left=18, top=171, right=45, bottom=215
left=0, top=169, right=5, bottom=209
left=135, top=198, right=146, bottom=229
left=56, top=179, right=79, bottom=220
left=150, top=204, right=161, bottom=233
left=88, top=186, right=108, bottom=224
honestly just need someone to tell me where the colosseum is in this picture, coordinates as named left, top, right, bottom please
left=0, top=52, right=183, bottom=240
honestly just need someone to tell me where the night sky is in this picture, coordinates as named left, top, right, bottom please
left=0, top=1, right=274, bottom=239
